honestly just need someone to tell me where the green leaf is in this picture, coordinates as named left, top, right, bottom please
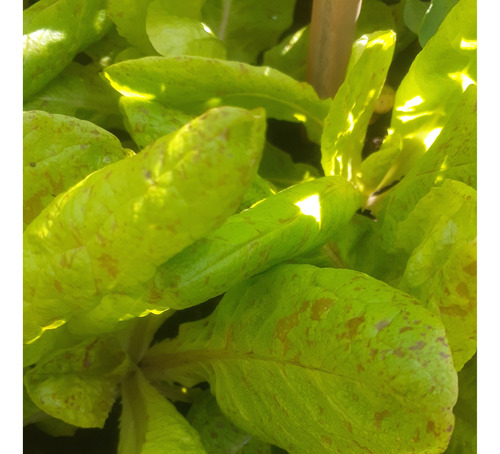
left=146, top=0, right=226, bottom=58
left=23, top=111, right=133, bottom=228
left=106, top=0, right=157, bottom=54
left=35, top=417, right=78, bottom=437
left=142, top=264, right=457, bottom=454
left=355, top=0, right=396, bottom=40
left=262, top=26, right=309, bottom=82
left=237, top=174, right=276, bottom=212
left=371, top=0, right=476, bottom=190
left=445, top=355, right=476, bottom=453
left=403, top=0, right=429, bottom=34
left=397, top=180, right=477, bottom=371
left=103, top=56, right=330, bottom=142
left=23, top=106, right=266, bottom=343
left=23, top=0, right=111, bottom=99
left=81, top=26, right=131, bottom=70
left=201, top=0, right=296, bottom=63
left=144, top=176, right=363, bottom=310
left=25, top=337, right=133, bottom=428
left=321, top=30, right=396, bottom=187
left=258, top=142, right=320, bottom=191
left=119, top=97, right=195, bottom=149
left=119, top=369, right=207, bottom=454
left=389, top=1, right=419, bottom=54
left=419, top=0, right=460, bottom=47
left=187, top=391, right=271, bottom=454
left=23, top=62, right=124, bottom=131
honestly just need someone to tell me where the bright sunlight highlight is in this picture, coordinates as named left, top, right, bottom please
left=23, top=29, right=65, bottom=48
left=103, top=73, right=155, bottom=100
left=460, top=39, right=477, bottom=50
left=424, top=127, right=443, bottom=150
left=397, top=96, right=424, bottom=113
left=295, top=194, right=321, bottom=225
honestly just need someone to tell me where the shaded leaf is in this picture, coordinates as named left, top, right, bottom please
left=24, top=107, right=266, bottom=342
left=103, top=56, right=330, bottom=142
left=355, top=0, right=396, bottom=40
left=321, top=30, right=395, bottom=189
left=23, top=111, right=133, bottom=227
left=237, top=174, right=276, bottom=212
left=404, top=0, right=429, bottom=34
left=202, top=0, right=296, bottom=63
left=144, top=176, right=363, bottom=310
left=23, top=0, right=111, bottom=99
left=119, top=369, right=207, bottom=454
left=143, top=264, right=457, bottom=454
left=419, top=0, right=460, bottom=47
left=35, top=417, right=78, bottom=437
left=25, top=337, right=133, bottom=428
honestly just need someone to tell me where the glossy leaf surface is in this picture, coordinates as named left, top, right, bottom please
left=24, top=107, right=266, bottom=342
left=23, top=111, right=132, bottom=227
left=25, top=337, right=133, bottom=428
left=23, top=0, right=111, bottom=99
left=103, top=56, right=330, bottom=141
left=145, top=176, right=363, bottom=310
left=119, top=369, right=207, bottom=454
left=143, top=264, right=457, bottom=454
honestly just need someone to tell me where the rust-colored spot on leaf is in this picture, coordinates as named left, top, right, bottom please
left=345, top=315, right=365, bottom=339
left=463, top=260, right=477, bottom=276
left=274, top=312, right=300, bottom=355
left=375, top=319, right=390, bottom=332
left=393, top=347, right=405, bottom=358
left=446, top=424, right=453, bottom=433
left=311, top=298, right=335, bottom=321
left=412, top=429, right=420, bottom=443
left=426, top=420, right=439, bottom=436
left=440, top=304, right=468, bottom=317
left=409, top=341, right=427, bottom=351
left=320, top=436, right=332, bottom=447
left=455, top=282, right=470, bottom=298
left=399, top=326, right=413, bottom=334
left=53, top=280, right=63, bottom=293
left=97, top=253, right=120, bottom=279
left=374, top=409, right=391, bottom=429
left=345, top=421, right=353, bottom=433
left=357, top=363, right=365, bottom=373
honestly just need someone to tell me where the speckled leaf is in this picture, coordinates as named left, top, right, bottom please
left=119, top=97, right=194, bottom=149
left=144, top=176, right=363, bottom=310
left=23, top=111, right=133, bottom=227
left=23, top=62, right=123, bottom=131
left=23, top=106, right=266, bottom=342
left=445, top=355, right=476, bottom=453
left=397, top=180, right=477, bottom=371
left=321, top=31, right=395, bottom=188
left=262, top=26, right=309, bottom=81
left=143, top=264, right=457, bottom=454
left=201, top=0, right=296, bottom=63
left=119, top=369, right=207, bottom=454
left=25, top=337, right=133, bottom=428
left=258, top=142, right=320, bottom=191
left=23, top=0, right=111, bottom=99
left=187, top=391, right=271, bottom=454
left=146, top=1, right=225, bottom=58
left=370, top=0, right=476, bottom=190
left=418, top=0, right=460, bottom=47
left=103, top=56, right=330, bottom=142
left=106, top=0, right=156, bottom=54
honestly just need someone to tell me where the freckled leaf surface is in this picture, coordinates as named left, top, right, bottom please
left=23, top=0, right=111, bottom=99
left=23, top=62, right=123, bottom=131
left=119, top=97, right=194, bottom=149
left=321, top=30, right=395, bottom=186
left=187, top=391, right=272, bottom=454
left=119, top=369, right=207, bottom=454
left=144, top=176, right=363, bottom=310
left=23, top=107, right=266, bottom=342
left=201, top=0, right=296, bottom=64
left=103, top=56, right=330, bottom=141
left=371, top=0, right=476, bottom=188
left=23, top=111, right=133, bottom=227
left=397, top=181, right=477, bottom=371
left=25, top=337, right=133, bottom=428
left=143, top=264, right=457, bottom=454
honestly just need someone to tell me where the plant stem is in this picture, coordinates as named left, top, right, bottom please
left=307, top=0, right=362, bottom=99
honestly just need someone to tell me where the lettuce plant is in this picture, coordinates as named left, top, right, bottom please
left=23, top=0, right=476, bottom=453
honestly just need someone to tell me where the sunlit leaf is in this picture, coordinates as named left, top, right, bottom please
left=23, top=62, right=124, bottom=131
left=202, top=0, right=296, bottom=63
left=370, top=0, right=476, bottom=190
left=143, top=176, right=363, bottom=310
left=187, top=391, right=272, bottom=453
left=24, top=0, right=111, bottom=99
left=146, top=0, right=226, bottom=58
left=23, top=107, right=266, bottom=343
left=103, top=56, right=330, bottom=142
left=143, top=264, right=457, bottom=454
left=25, top=337, right=133, bottom=428
left=23, top=111, right=133, bottom=228
left=321, top=30, right=395, bottom=188
left=119, top=369, right=207, bottom=454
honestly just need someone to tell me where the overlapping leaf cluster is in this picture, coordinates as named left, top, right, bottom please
left=23, top=0, right=476, bottom=453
